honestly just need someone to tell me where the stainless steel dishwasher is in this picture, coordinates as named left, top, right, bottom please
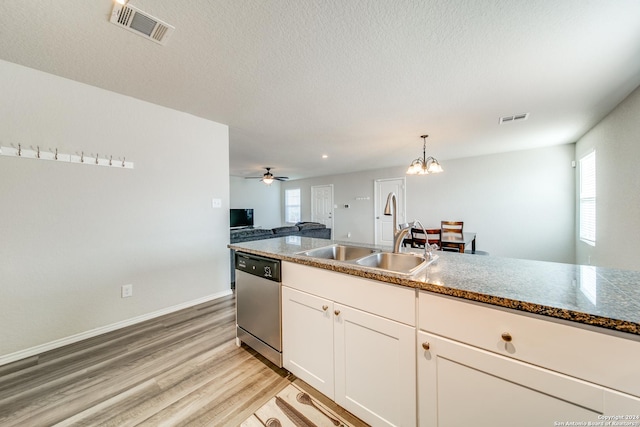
left=235, top=252, right=282, bottom=367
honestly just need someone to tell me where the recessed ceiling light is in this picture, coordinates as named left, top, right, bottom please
left=322, top=154, right=328, bottom=159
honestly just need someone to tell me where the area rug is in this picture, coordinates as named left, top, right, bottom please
left=242, top=383, right=354, bottom=427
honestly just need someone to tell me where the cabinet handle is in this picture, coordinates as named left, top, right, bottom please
left=334, top=310, right=341, bottom=316
left=322, top=305, right=328, bottom=311
left=501, top=332, right=513, bottom=342
left=422, top=342, right=430, bottom=350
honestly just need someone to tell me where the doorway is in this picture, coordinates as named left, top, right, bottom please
left=374, top=178, right=406, bottom=246
left=311, top=185, right=334, bottom=238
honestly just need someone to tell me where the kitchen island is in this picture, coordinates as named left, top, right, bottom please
left=230, top=237, right=640, bottom=426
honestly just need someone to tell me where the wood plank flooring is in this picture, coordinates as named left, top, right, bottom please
left=0, top=294, right=366, bottom=426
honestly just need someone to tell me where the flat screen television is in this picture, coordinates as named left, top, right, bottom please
left=230, top=208, right=254, bottom=228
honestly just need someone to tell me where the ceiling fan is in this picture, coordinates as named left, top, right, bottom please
left=245, top=167, right=289, bottom=185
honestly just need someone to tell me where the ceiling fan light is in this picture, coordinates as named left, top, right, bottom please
left=262, top=177, right=274, bottom=185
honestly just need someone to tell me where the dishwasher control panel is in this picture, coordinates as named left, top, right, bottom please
left=235, top=253, right=281, bottom=282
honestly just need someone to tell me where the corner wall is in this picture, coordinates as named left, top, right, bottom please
left=575, top=85, right=640, bottom=271
left=0, top=60, right=230, bottom=362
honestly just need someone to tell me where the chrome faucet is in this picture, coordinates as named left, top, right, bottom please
left=384, top=192, right=412, bottom=253
left=413, top=219, right=438, bottom=260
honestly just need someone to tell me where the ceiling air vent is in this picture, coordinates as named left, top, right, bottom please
left=110, top=4, right=175, bottom=45
left=499, top=113, right=529, bottom=124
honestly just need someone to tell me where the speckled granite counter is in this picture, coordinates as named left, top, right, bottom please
left=229, top=237, right=640, bottom=336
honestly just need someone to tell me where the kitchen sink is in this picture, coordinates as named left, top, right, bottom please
left=355, top=252, right=431, bottom=275
left=299, top=244, right=378, bottom=261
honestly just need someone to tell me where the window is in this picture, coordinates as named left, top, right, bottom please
left=579, top=151, right=596, bottom=246
left=285, top=188, right=301, bottom=224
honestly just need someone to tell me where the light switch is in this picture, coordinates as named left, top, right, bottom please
left=212, top=198, right=222, bottom=208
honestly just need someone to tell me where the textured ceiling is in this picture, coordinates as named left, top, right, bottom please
left=1, top=0, right=639, bottom=179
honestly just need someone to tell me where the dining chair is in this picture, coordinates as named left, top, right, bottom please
left=409, top=228, right=441, bottom=249
left=441, top=221, right=463, bottom=252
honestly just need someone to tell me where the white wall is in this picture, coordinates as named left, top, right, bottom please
left=230, top=176, right=282, bottom=229
left=575, top=85, right=640, bottom=271
left=406, top=145, right=576, bottom=263
left=282, top=144, right=576, bottom=263
left=0, top=60, right=230, bottom=362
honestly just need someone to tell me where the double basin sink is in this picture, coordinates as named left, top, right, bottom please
left=298, top=244, right=435, bottom=276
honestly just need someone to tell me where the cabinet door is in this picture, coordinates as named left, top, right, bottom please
left=418, top=331, right=606, bottom=427
left=335, top=304, right=416, bottom=427
left=282, top=286, right=334, bottom=398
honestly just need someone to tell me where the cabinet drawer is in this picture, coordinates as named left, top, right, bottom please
left=283, top=261, right=415, bottom=326
left=419, top=291, right=640, bottom=398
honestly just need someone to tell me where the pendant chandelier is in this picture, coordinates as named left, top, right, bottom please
left=406, top=135, right=443, bottom=175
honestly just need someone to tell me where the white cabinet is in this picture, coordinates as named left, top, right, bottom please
left=282, top=262, right=417, bottom=426
left=282, top=286, right=334, bottom=398
left=418, top=331, right=608, bottom=426
left=418, top=292, right=640, bottom=397
left=281, top=261, right=640, bottom=426
left=335, top=304, right=416, bottom=427
left=417, top=292, right=640, bottom=425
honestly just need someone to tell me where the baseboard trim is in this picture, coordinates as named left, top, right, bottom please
left=0, top=289, right=233, bottom=367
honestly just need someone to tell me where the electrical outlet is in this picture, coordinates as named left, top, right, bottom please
left=121, top=284, right=133, bottom=298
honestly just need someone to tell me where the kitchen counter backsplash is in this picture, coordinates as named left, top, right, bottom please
left=229, top=237, right=640, bottom=336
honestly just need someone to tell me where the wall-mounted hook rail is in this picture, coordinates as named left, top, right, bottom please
left=0, top=144, right=134, bottom=169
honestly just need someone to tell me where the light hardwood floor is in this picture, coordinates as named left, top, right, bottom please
left=0, top=294, right=367, bottom=426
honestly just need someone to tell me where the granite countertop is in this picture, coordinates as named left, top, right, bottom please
left=229, top=237, right=640, bottom=336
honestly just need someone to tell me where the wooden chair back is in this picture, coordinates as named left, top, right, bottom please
left=410, top=228, right=441, bottom=248
left=441, top=221, right=463, bottom=252
left=441, top=221, right=463, bottom=234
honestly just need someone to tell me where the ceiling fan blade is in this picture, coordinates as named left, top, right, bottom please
left=245, top=168, right=286, bottom=181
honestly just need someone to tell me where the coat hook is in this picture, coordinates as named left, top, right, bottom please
left=122, top=157, right=126, bottom=167
left=95, top=153, right=99, bottom=165
left=80, top=151, right=84, bottom=163
left=109, top=155, right=113, bottom=166
left=54, top=148, right=58, bottom=160
left=18, top=144, right=22, bottom=156
left=36, top=146, right=40, bottom=159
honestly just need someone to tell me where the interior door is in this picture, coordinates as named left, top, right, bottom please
left=375, top=178, right=406, bottom=246
left=311, top=185, right=334, bottom=236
